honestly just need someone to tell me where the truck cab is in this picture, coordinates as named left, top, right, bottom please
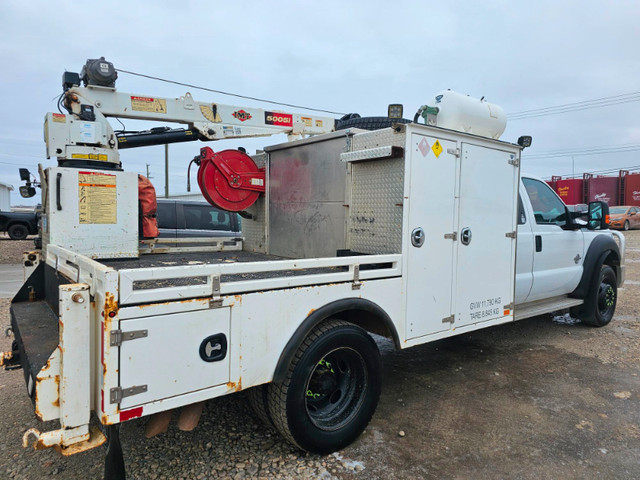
left=516, top=175, right=623, bottom=326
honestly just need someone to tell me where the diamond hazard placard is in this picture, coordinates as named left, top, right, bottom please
left=418, top=137, right=430, bottom=157
left=432, top=140, right=443, bottom=158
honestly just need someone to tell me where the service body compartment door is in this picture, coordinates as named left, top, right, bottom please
left=454, top=144, right=518, bottom=327
left=405, top=133, right=458, bottom=339
left=119, top=308, right=230, bottom=409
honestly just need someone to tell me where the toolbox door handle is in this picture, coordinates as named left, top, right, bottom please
left=56, top=173, right=62, bottom=211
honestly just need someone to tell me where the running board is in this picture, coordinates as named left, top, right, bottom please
left=514, top=296, right=584, bottom=321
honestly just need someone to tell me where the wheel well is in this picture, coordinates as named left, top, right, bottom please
left=272, top=298, right=400, bottom=383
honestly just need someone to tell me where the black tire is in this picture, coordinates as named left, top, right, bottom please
left=580, top=265, right=617, bottom=327
left=7, top=224, right=28, bottom=240
left=335, top=116, right=411, bottom=131
left=624, top=220, right=630, bottom=231
left=267, top=320, right=381, bottom=454
left=246, top=385, right=275, bottom=429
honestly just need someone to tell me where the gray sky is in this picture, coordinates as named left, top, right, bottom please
left=1, top=0, right=639, bottom=206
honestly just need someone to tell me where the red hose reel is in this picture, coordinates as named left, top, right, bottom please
left=196, top=146, right=265, bottom=212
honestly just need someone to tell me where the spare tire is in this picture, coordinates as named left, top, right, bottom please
left=335, top=116, right=412, bottom=131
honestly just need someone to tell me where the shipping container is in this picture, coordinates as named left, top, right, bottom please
left=622, top=172, right=640, bottom=206
left=555, top=178, right=584, bottom=205
left=585, top=175, right=618, bottom=206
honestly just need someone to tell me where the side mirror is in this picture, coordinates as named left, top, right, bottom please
left=587, top=201, right=610, bottom=230
left=19, top=186, right=36, bottom=198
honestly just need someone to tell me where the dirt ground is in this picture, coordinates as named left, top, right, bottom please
left=1, top=232, right=639, bottom=479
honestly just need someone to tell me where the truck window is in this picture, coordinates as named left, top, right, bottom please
left=522, top=178, right=567, bottom=226
left=156, top=202, right=177, bottom=229
left=518, top=196, right=526, bottom=225
left=183, top=204, right=232, bottom=231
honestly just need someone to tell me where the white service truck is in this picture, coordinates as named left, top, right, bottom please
left=2, top=58, right=624, bottom=480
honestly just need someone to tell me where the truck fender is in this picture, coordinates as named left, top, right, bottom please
left=570, top=235, right=620, bottom=299
left=272, top=298, right=400, bottom=383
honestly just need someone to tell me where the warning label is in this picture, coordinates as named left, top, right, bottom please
left=131, top=96, right=167, bottom=113
left=432, top=140, right=443, bottom=158
left=78, top=172, right=117, bottom=224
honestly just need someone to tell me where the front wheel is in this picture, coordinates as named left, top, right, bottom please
left=268, top=320, right=381, bottom=453
left=579, top=265, right=617, bottom=327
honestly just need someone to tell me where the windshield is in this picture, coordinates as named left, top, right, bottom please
left=610, top=207, right=628, bottom=214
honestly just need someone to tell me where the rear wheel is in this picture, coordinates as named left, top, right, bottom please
left=8, top=224, right=28, bottom=240
left=624, top=220, right=630, bottom=231
left=268, top=320, right=381, bottom=453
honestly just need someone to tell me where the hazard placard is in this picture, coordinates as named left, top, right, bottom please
left=432, top=140, right=443, bottom=158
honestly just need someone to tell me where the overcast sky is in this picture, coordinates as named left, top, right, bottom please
left=1, top=0, right=639, bottom=206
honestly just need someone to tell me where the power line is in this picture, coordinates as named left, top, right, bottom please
left=116, top=68, right=347, bottom=116
left=523, top=143, right=640, bottom=159
left=508, top=91, right=640, bottom=120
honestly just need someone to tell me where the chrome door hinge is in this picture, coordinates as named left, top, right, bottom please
left=352, top=265, right=361, bottom=290
left=210, top=275, right=223, bottom=308
left=442, top=315, right=455, bottom=324
left=447, top=148, right=461, bottom=158
left=505, top=231, right=517, bottom=239
left=444, top=232, right=457, bottom=241
left=110, top=329, right=148, bottom=347
left=110, top=385, right=147, bottom=404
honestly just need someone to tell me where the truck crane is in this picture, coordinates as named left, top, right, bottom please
left=3, top=57, right=624, bottom=480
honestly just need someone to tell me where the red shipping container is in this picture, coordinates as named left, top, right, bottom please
left=623, top=173, right=640, bottom=206
left=555, top=178, right=584, bottom=205
left=586, top=176, right=618, bottom=206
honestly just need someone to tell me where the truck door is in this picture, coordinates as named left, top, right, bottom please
left=405, top=133, right=457, bottom=339
left=453, top=144, right=518, bottom=328
left=521, top=177, right=584, bottom=302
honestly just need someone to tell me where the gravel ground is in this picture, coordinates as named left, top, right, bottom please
left=0, top=235, right=35, bottom=264
left=1, top=232, right=639, bottom=479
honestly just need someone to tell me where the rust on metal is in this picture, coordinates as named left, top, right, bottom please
left=0, top=351, right=13, bottom=366
left=56, top=427, right=107, bottom=456
left=227, top=376, right=243, bottom=392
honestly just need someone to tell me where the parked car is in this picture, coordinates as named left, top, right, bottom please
left=609, top=205, right=640, bottom=231
left=156, top=199, right=241, bottom=238
left=0, top=209, right=40, bottom=240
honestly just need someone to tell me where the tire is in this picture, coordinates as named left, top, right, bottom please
left=580, top=265, right=617, bottom=327
left=335, top=116, right=412, bottom=131
left=7, top=224, right=29, bottom=240
left=624, top=220, right=630, bottom=231
left=246, top=385, right=275, bottom=429
left=267, top=320, right=381, bottom=454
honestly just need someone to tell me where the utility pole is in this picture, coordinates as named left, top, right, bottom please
left=572, top=155, right=575, bottom=177
left=165, top=144, right=169, bottom=198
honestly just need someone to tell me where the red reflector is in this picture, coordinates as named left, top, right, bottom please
left=108, top=311, right=116, bottom=318
left=120, top=407, right=143, bottom=422
left=605, top=215, right=610, bottom=224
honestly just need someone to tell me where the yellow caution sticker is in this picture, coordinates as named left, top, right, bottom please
left=315, top=119, right=323, bottom=128
left=432, top=140, right=443, bottom=158
left=131, top=96, right=167, bottom=113
left=200, top=105, right=222, bottom=123
left=78, top=171, right=117, bottom=224
left=52, top=113, right=66, bottom=123
left=301, top=117, right=312, bottom=127
left=72, top=153, right=108, bottom=161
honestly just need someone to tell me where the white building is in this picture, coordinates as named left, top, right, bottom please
left=0, top=182, right=13, bottom=211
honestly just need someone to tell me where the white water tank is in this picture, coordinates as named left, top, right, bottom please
left=433, top=90, right=506, bottom=139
